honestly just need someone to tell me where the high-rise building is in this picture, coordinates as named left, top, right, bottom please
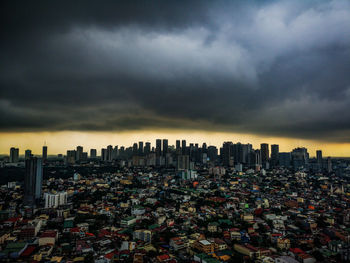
left=207, top=146, right=218, bottom=162
left=44, top=192, right=68, bottom=208
left=177, top=155, right=190, bottom=170
left=316, top=150, right=323, bottom=168
left=327, top=157, right=332, bottom=173
left=25, top=149, right=32, bottom=160
left=101, top=148, right=107, bottom=161
left=291, top=147, right=309, bottom=170
left=279, top=152, right=291, bottom=168
left=132, top=143, right=138, bottom=156
left=42, top=145, right=47, bottom=162
left=90, top=149, right=97, bottom=158
left=107, top=145, right=113, bottom=161
left=138, top=142, right=144, bottom=155
left=176, top=140, right=181, bottom=151
left=76, top=146, right=83, bottom=161
left=10, top=147, right=19, bottom=163
left=162, top=139, right=168, bottom=156
left=67, top=150, right=76, bottom=164
left=144, top=142, right=151, bottom=155
left=270, top=144, right=279, bottom=167
left=24, top=157, right=43, bottom=206
left=112, top=146, right=119, bottom=160
left=156, top=139, right=162, bottom=157
left=182, top=140, right=187, bottom=155
left=260, top=143, right=269, bottom=165
left=222, top=142, right=233, bottom=167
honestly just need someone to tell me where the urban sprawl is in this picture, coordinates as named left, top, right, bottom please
left=1, top=140, right=350, bottom=263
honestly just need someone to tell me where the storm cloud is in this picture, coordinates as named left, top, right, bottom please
left=1, top=0, right=350, bottom=142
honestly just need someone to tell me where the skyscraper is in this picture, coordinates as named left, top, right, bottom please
left=270, top=144, right=279, bottom=167
left=177, top=155, right=190, bottom=170
left=90, top=149, right=97, bottom=158
left=222, top=142, right=233, bottom=167
left=132, top=143, right=138, bottom=155
left=316, top=150, right=323, bottom=168
left=162, top=139, right=168, bottom=156
left=24, top=157, right=43, bottom=206
left=10, top=147, right=19, bottom=163
left=182, top=140, right=187, bottom=155
left=327, top=157, right=332, bottom=173
left=101, top=148, right=107, bottom=161
left=25, top=149, right=32, bottom=160
left=260, top=143, right=269, bottom=166
left=107, top=145, right=113, bottom=161
left=176, top=140, right=181, bottom=150
left=76, top=146, right=83, bottom=161
left=144, top=142, right=151, bottom=155
left=279, top=152, right=291, bottom=168
left=156, top=139, right=162, bottom=157
left=291, top=147, right=309, bottom=170
left=42, top=145, right=48, bottom=162
left=138, top=141, right=144, bottom=155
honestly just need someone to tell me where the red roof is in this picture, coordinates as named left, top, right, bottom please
left=21, top=245, right=36, bottom=257
left=290, top=248, right=304, bottom=254
left=70, top=227, right=80, bottom=233
left=40, top=231, right=57, bottom=238
left=158, top=254, right=170, bottom=261
left=104, top=251, right=116, bottom=259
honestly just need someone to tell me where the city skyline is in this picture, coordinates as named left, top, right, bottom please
left=1, top=134, right=345, bottom=159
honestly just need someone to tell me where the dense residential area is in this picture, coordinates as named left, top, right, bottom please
left=1, top=141, right=350, bottom=262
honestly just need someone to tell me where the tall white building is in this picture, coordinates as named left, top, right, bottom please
left=44, top=192, right=68, bottom=208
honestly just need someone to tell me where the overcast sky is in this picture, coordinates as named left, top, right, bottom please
left=1, top=0, right=350, bottom=143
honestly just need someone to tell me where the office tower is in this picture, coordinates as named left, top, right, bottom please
left=182, top=140, right=187, bottom=155
left=67, top=150, right=76, bottom=164
left=270, top=144, right=279, bottom=167
left=76, top=146, right=83, bottom=161
left=177, top=155, right=190, bottom=170
left=207, top=146, right=218, bottom=162
left=251, top=150, right=261, bottom=166
left=90, top=149, right=97, bottom=158
left=138, top=141, right=144, bottom=155
left=162, top=139, right=168, bottom=156
left=327, top=157, right=332, bottom=173
left=81, top=152, right=88, bottom=162
left=25, top=149, right=32, bottom=160
left=9, top=147, right=19, bottom=163
left=112, top=146, right=119, bottom=160
left=260, top=143, right=269, bottom=165
left=156, top=139, right=162, bottom=157
left=42, top=145, right=47, bottom=162
left=144, top=142, right=151, bottom=155
left=101, top=148, right=107, bottom=161
left=291, top=147, right=309, bottom=170
left=132, top=143, right=138, bottom=155
left=316, top=150, right=323, bottom=168
left=176, top=140, right=181, bottom=150
left=233, top=143, right=251, bottom=164
left=279, top=152, right=291, bottom=167
left=222, top=142, right=233, bottom=167
left=107, top=145, right=113, bottom=161
left=24, top=157, right=43, bottom=206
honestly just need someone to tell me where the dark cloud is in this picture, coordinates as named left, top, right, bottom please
left=1, top=0, right=350, bottom=142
